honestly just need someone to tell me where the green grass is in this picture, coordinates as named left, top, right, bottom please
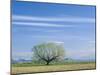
left=12, top=62, right=96, bottom=74
left=12, top=61, right=96, bottom=67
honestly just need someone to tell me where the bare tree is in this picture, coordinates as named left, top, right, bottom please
left=32, top=42, right=65, bottom=65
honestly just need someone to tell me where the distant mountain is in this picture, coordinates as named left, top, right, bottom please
left=12, top=59, right=32, bottom=64
left=64, top=58, right=95, bottom=62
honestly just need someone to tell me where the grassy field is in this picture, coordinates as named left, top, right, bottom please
left=12, top=62, right=96, bottom=75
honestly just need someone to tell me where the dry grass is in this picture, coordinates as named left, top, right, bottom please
left=12, top=62, right=96, bottom=75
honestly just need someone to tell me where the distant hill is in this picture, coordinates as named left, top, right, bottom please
left=12, top=59, right=32, bottom=64
left=64, top=58, right=95, bottom=62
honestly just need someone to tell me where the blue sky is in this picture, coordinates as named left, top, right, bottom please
left=12, top=1, right=96, bottom=61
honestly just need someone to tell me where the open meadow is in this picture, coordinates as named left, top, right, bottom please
left=12, top=62, right=96, bottom=75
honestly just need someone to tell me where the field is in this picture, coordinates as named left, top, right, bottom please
left=12, top=62, right=96, bottom=75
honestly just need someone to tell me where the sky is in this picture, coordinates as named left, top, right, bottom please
left=12, top=0, right=96, bottom=61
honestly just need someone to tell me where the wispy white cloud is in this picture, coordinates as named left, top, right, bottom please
left=12, top=22, right=76, bottom=27
left=12, top=15, right=95, bottom=28
left=46, top=41, right=64, bottom=44
left=12, top=15, right=95, bottom=23
left=42, top=30, right=65, bottom=32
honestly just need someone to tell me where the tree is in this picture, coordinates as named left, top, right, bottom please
left=32, top=42, right=65, bottom=65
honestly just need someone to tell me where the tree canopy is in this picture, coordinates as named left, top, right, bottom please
left=32, top=42, right=65, bottom=65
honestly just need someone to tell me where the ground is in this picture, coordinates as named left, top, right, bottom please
left=12, top=62, right=96, bottom=75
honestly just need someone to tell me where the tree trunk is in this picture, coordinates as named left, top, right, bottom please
left=46, top=61, right=50, bottom=65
